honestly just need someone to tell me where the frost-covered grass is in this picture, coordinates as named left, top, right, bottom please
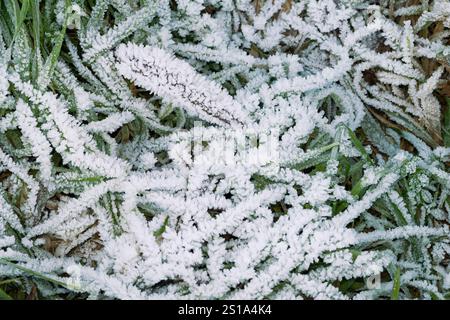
left=0, top=0, right=449, bottom=300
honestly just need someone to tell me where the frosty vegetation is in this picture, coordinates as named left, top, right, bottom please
left=0, top=0, right=449, bottom=300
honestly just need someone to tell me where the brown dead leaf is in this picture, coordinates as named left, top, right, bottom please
left=431, top=21, right=445, bottom=40
left=400, top=137, right=416, bottom=153
left=129, top=82, right=138, bottom=97
left=26, top=284, right=38, bottom=300
left=282, top=0, right=293, bottom=13
left=438, top=81, right=450, bottom=97
left=43, top=235, right=64, bottom=254
left=0, top=171, right=11, bottom=182
left=253, top=0, right=261, bottom=15
left=368, top=108, right=404, bottom=131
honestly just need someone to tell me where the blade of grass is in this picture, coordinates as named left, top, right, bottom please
left=30, top=0, right=41, bottom=82
left=0, top=278, right=20, bottom=285
left=10, top=0, right=30, bottom=47
left=289, top=142, right=339, bottom=171
left=153, top=216, right=169, bottom=238
left=0, top=2, right=14, bottom=45
left=30, top=0, right=40, bottom=48
left=0, top=287, right=13, bottom=300
left=391, top=267, right=401, bottom=300
left=39, top=0, right=69, bottom=86
left=344, top=125, right=374, bottom=165
left=389, top=199, right=408, bottom=226
left=0, top=258, right=72, bottom=290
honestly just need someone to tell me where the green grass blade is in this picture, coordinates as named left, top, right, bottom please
left=40, top=0, right=69, bottom=86
left=30, top=0, right=41, bottom=81
left=0, top=278, right=20, bottom=285
left=0, top=287, right=13, bottom=300
left=345, top=126, right=374, bottom=165
left=30, top=0, right=40, bottom=47
left=154, top=216, right=169, bottom=238
left=10, top=0, right=30, bottom=47
left=0, top=258, right=68, bottom=289
left=391, top=267, right=401, bottom=300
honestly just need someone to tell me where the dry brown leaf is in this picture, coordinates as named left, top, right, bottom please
left=282, top=0, right=293, bottom=13
left=26, top=284, right=39, bottom=300
left=253, top=0, right=261, bottom=15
